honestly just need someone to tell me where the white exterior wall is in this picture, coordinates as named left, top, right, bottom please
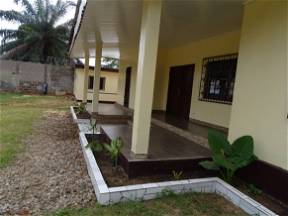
left=229, top=1, right=288, bottom=170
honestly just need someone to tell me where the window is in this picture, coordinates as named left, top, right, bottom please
left=100, top=77, right=106, bottom=90
left=88, top=76, right=94, bottom=90
left=87, top=76, right=105, bottom=90
left=199, top=53, right=238, bottom=104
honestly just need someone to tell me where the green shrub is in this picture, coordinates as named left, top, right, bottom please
left=199, top=130, right=256, bottom=183
left=104, top=138, right=123, bottom=167
left=86, top=139, right=103, bottom=154
left=75, top=102, right=87, bottom=114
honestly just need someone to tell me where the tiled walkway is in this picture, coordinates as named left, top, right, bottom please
left=86, top=103, right=131, bottom=116
left=101, top=124, right=211, bottom=161
left=152, top=112, right=228, bottom=138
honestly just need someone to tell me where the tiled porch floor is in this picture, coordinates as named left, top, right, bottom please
left=86, top=103, right=226, bottom=161
left=152, top=112, right=228, bottom=138
left=86, top=103, right=131, bottom=116
left=101, top=124, right=211, bottom=161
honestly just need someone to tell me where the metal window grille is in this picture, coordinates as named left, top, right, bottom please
left=199, top=53, right=238, bottom=104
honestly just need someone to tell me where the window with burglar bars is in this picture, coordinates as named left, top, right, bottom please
left=199, top=53, right=238, bottom=104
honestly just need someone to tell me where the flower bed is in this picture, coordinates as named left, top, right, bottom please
left=70, top=106, right=91, bottom=126
left=78, top=131, right=277, bottom=216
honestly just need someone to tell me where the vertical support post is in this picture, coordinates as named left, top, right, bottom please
left=82, top=48, right=89, bottom=102
left=116, top=59, right=127, bottom=105
left=92, top=42, right=102, bottom=113
left=131, top=0, right=162, bottom=156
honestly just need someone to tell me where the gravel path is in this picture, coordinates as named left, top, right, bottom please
left=0, top=111, right=95, bottom=215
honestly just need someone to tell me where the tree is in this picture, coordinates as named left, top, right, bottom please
left=101, top=57, right=119, bottom=69
left=0, top=0, right=75, bottom=63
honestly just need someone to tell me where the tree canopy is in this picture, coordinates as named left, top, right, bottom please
left=101, top=57, right=119, bottom=69
left=0, top=0, right=75, bottom=63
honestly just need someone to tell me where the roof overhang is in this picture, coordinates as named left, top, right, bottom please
left=69, top=0, right=244, bottom=61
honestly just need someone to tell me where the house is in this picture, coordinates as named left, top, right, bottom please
left=73, top=60, right=119, bottom=103
left=69, top=0, right=288, bottom=202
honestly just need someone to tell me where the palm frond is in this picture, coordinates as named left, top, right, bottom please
left=44, top=0, right=50, bottom=23
left=14, top=0, right=36, bottom=18
left=49, top=0, right=74, bottom=26
left=0, top=42, right=28, bottom=59
left=0, top=29, right=18, bottom=45
left=0, top=29, right=18, bottom=38
left=35, top=0, right=45, bottom=22
left=0, top=10, right=28, bottom=23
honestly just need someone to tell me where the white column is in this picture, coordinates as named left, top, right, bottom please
left=131, top=0, right=162, bottom=156
left=82, top=48, right=89, bottom=102
left=92, top=42, right=102, bottom=113
left=116, top=59, right=127, bottom=105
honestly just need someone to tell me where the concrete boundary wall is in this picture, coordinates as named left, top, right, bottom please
left=0, top=60, right=74, bottom=94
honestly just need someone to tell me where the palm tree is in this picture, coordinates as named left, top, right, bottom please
left=0, top=0, right=75, bottom=63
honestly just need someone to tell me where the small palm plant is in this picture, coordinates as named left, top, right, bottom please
left=104, top=138, right=123, bottom=167
left=75, top=102, right=87, bottom=114
left=89, top=118, right=97, bottom=134
left=199, top=130, right=256, bottom=183
left=171, top=170, right=183, bottom=181
left=85, top=118, right=102, bottom=154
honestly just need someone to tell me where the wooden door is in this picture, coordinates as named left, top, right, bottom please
left=166, top=64, right=194, bottom=119
left=124, top=67, right=131, bottom=107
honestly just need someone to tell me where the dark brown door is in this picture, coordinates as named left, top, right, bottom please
left=166, top=64, right=194, bottom=119
left=124, top=67, right=131, bottom=107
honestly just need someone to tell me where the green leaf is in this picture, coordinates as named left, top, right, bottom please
left=231, top=136, right=254, bottom=159
left=213, top=153, right=236, bottom=171
left=208, top=130, right=232, bottom=156
left=230, top=135, right=255, bottom=169
left=199, top=160, right=220, bottom=171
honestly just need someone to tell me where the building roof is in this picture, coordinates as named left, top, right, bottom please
left=74, top=59, right=119, bottom=72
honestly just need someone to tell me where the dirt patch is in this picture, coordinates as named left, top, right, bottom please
left=0, top=111, right=95, bottom=216
left=235, top=182, right=288, bottom=215
left=96, top=152, right=214, bottom=187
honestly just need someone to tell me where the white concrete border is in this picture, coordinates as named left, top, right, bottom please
left=78, top=131, right=277, bottom=215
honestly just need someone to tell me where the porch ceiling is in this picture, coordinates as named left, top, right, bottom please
left=70, top=0, right=244, bottom=60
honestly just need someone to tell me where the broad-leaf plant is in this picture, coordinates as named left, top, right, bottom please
left=199, top=130, right=256, bottom=183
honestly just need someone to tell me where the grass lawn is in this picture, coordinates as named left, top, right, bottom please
left=48, top=193, right=247, bottom=216
left=0, top=92, right=72, bottom=168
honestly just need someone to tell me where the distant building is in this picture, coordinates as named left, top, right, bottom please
left=73, top=60, right=119, bottom=103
